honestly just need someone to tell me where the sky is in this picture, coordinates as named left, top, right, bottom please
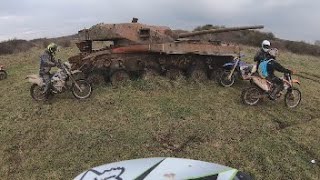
left=0, top=0, right=319, bottom=43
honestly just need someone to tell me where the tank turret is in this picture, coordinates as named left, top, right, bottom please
left=78, top=23, right=263, bottom=46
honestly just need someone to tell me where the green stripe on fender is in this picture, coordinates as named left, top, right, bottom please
left=217, top=169, right=238, bottom=180
left=188, top=168, right=237, bottom=180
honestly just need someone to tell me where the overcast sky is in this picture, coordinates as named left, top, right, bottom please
left=0, top=0, right=319, bottom=43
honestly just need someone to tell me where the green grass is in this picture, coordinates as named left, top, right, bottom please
left=0, top=46, right=320, bottom=179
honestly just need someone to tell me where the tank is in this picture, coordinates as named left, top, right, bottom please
left=68, top=18, right=263, bottom=85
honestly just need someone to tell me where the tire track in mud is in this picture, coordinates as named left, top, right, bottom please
left=296, top=72, right=320, bottom=84
left=265, top=108, right=320, bottom=131
left=286, top=137, right=320, bottom=168
left=236, top=107, right=320, bottom=143
left=300, top=71, right=320, bottom=79
left=150, top=121, right=204, bottom=154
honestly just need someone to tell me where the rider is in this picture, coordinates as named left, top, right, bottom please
left=254, top=40, right=271, bottom=69
left=39, top=43, right=59, bottom=93
left=263, top=48, right=292, bottom=100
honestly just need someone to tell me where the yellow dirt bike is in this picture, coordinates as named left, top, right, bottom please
left=241, top=73, right=301, bottom=108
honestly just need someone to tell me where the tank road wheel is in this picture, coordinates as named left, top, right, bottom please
left=87, top=73, right=105, bottom=86
left=110, top=70, right=130, bottom=86
left=209, top=68, right=223, bottom=82
left=141, top=68, right=160, bottom=81
left=166, top=69, right=185, bottom=81
left=189, top=68, right=208, bottom=82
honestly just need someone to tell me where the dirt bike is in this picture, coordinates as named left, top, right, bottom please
left=219, top=55, right=256, bottom=87
left=26, top=60, right=92, bottom=101
left=241, top=73, right=301, bottom=108
left=0, top=65, right=7, bottom=80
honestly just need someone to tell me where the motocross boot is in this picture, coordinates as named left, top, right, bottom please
left=269, top=85, right=280, bottom=100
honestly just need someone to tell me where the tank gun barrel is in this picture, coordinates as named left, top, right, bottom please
left=178, top=25, right=264, bottom=38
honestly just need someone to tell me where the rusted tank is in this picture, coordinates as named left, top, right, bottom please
left=68, top=18, right=263, bottom=85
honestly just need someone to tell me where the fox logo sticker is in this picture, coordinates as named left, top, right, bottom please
left=79, top=167, right=125, bottom=180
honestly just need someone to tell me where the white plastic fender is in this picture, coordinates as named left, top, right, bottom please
left=74, top=157, right=241, bottom=180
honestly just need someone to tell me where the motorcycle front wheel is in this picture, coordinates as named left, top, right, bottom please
left=71, top=79, right=92, bottom=99
left=285, top=87, right=301, bottom=108
left=241, top=86, right=261, bottom=106
left=30, top=84, right=47, bottom=101
left=220, top=70, right=235, bottom=87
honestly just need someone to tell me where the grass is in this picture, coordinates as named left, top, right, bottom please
left=0, top=45, right=320, bottom=179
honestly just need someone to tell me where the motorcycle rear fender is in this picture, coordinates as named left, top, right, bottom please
left=26, top=74, right=44, bottom=86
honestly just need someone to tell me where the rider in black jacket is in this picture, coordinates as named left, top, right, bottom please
left=265, top=49, right=292, bottom=100
left=39, top=43, right=59, bottom=93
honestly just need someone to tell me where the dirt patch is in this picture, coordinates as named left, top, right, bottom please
left=152, top=125, right=203, bottom=154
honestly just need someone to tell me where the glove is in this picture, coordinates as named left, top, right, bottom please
left=56, top=59, right=62, bottom=68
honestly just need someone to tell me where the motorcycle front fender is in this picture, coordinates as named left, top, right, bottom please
left=292, top=79, right=300, bottom=85
left=222, top=63, right=234, bottom=70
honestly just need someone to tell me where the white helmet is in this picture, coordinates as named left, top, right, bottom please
left=262, top=40, right=271, bottom=52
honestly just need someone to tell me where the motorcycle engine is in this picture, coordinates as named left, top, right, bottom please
left=51, top=70, right=68, bottom=92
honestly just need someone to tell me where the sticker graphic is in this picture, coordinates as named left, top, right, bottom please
left=79, top=167, right=125, bottom=180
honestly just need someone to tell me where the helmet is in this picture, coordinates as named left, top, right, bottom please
left=47, top=43, right=58, bottom=54
left=261, top=40, right=271, bottom=52
left=268, top=48, right=278, bottom=58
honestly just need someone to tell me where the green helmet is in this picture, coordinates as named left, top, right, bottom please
left=47, top=43, right=58, bottom=54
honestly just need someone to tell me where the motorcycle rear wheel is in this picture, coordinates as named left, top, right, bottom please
left=72, top=79, right=92, bottom=99
left=285, top=87, right=301, bottom=108
left=220, top=70, right=235, bottom=87
left=30, top=84, right=47, bottom=101
left=0, top=70, right=7, bottom=80
left=241, top=86, right=261, bottom=106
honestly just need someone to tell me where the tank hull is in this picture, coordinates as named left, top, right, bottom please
left=69, top=41, right=238, bottom=83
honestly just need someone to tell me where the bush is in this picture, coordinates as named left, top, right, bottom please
left=0, top=39, right=35, bottom=55
left=56, top=39, right=71, bottom=47
left=193, top=24, right=320, bottom=57
left=30, top=38, right=50, bottom=48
